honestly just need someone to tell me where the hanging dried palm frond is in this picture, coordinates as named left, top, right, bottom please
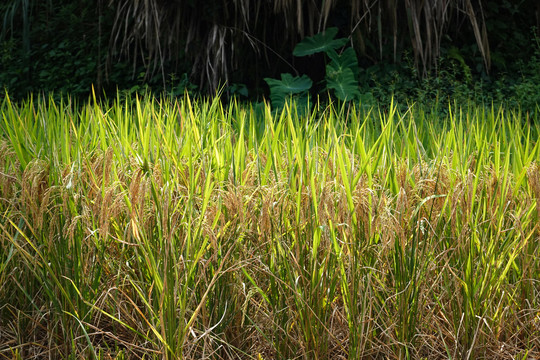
left=348, top=0, right=490, bottom=76
left=106, top=0, right=493, bottom=91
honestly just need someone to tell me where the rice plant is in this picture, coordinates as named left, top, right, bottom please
left=0, top=93, right=539, bottom=359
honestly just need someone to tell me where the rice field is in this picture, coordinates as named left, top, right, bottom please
left=0, top=93, right=539, bottom=359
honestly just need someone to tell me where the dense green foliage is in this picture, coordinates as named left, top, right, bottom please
left=1, top=0, right=540, bottom=111
left=265, top=28, right=361, bottom=108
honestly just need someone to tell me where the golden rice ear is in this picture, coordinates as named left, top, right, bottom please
left=21, top=159, right=50, bottom=230
left=396, top=159, right=409, bottom=190
left=239, top=149, right=258, bottom=187
left=103, top=147, right=114, bottom=186
left=317, top=181, right=334, bottom=226
left=423, top=162, right=450, bottom=217
left=222, top=185, right=242, bottom=227
left=89, top=149, right=105, bottom=184
left=528, top=163, right=540, bottom=193
left=369, top=187, right=395, bottom=250
left=0, top=140, right=13, bottom=168
left=152, top=160, right=163, bottom=189
left=353, top=174, right=371, bottom=237
left=0, top=141, right=20, bottom=201
left=98, top=185, right=116, bottom=241
left=527, top=162, right=540, bottom=218
left=396, top=186, right=408, bottom=223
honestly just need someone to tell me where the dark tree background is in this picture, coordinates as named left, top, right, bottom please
left=1, top=0, right=540, bottom=107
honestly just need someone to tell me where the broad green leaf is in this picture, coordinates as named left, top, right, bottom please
left=293, top=27, right=348, bottom=57
left=264, top=73, right=312, bottom=109
left=325, top=66, right=360, bottom=101
left=264, top=73, right=312, bottom=94
left=327, top=48, right=360, bottom=79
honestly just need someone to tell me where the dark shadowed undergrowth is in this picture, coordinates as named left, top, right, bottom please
left=0, top=94, right=539, bottom=359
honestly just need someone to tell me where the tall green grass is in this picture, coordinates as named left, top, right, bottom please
left=0, top=93, right=539, bottom=359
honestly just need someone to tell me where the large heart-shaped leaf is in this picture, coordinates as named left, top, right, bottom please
left=326, top=47, right=360, bottom=80
left=264, top=73, right=312, bottom=94
left=325, top=66, right=360, bottom=101
left=264, top=73, right=312, bottom=109
left=293, top=27, right=348, bottom=57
